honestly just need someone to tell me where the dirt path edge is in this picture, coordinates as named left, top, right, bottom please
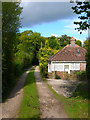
left=2, top=67, right=33, bottom=119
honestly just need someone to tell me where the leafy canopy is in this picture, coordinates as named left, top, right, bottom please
left=59, top=35, right=71, bottom=47
left=2, top=2, right=23, bottom=99
left=75, top=40, right=82, bottom=47
left=49, top=36, right=60, bottom=49
left=72, top=1, right=90, bottom=34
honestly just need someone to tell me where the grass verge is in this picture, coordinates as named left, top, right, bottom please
left=43, top=78, right=88, bottom=119
left=18, top=67, right=40, bottom=119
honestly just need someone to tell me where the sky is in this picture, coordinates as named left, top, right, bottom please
left=19, top=1, right=88, bottom=44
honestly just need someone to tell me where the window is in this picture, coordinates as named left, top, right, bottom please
left=54, top=64, right=63, bottom=71
left=64, top=65, right=69, bottom=69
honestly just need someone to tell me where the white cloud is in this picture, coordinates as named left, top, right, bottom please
left=51, top=34, right=59, bottom=37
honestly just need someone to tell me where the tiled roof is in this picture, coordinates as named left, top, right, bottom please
left=48, top=44, right=87, bottom=61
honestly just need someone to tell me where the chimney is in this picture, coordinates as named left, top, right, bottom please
left=70, top=37, right=75, bottom=46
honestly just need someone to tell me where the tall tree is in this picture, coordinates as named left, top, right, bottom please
left=59, top=35, right=71, bottom=47
left=18, top=30, right=45, bottom=65
left=2, top=2, right=22, bottom=98
left=72, top=1, right=90, bottom=34
left=83, top=39, right=89, bottom=50
left=49, top=36, right=60, bottom=49
left=72, top=1, right=90, bottom=81
left=45, top=40, right=49, bottom=49
left=75, top=40, right=82, bottom=46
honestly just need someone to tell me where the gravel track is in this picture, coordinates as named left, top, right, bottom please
left=35, top=66, right=69, bottom=119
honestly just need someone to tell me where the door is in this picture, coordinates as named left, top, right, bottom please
left=64, top=65, right=69, bottom=73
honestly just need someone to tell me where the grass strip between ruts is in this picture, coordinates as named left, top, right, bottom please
left=18, top=67, right=40, bottom=119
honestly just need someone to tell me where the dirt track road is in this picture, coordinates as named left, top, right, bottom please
left=35, top=66, right=69, bottom=119
left=2, top=67, right=32, bottom=119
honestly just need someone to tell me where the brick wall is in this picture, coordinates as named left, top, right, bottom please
left=80, top=63, right=86, bottom=71
left=56, top=71, right=64, bottom=79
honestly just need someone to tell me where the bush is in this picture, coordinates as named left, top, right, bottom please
left=63, top=71, right=87, bottom=81
left=38, top=48, right=51, bottom=77
left=74, top=71, right=87, bottom=81
left=56, top=75, right=61, bottom=79
left=13, top=62, right=22, bottom=76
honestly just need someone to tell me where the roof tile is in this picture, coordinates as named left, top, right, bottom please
left=48, top=44, right=87, bottom=61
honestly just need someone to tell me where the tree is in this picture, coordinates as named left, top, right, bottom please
left=72, top=1, right=90, bottom=80
left=18, top=30, right=45, bottom=65
left=2, top=2, right=23, bottom=99
left=49, top=36, right=60, bottom=49
left=83, top=39, right=89, bottom=50
left=72, top=1, right=90, bottom=34
left=45, top=40, right=49, bottom=48
left=75, top=40, right=82, bottom=46
left=38, top=47, right=58, bottom=77
left=59, top=35, right=71, bottom=47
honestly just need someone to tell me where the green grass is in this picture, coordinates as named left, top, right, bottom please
left=43, top=78, right=88, bottom=119
left=18, top=67, right=40, bottom=119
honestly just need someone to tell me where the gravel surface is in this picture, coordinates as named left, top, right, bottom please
left=2, top=67, right=32, bottom=119
left=35, top=66, right=69, bottom=119
left=46, top=79, right=79, bottom=97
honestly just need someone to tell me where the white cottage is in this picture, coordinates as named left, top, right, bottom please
left=48, top=37, right=87, bottom=79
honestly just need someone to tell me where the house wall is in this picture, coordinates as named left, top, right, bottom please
left=51, top=61, right=80, bottom=72
left=48, top=62, right=52, bottom=73
left=48, top=61, right=86, bottom=79
left=80, top=63, right=86, bottom=71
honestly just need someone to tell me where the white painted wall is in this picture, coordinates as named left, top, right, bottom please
left=51, top=62, right=64, bottom=71
left=48, top=61, right=82, bottom=73
left=48, top=63, right=52, bottom=73
left=70, top=63, right=80, bottom=70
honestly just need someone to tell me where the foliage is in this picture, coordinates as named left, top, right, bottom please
left=19, top=68, right=40, bottom=118
left=72, top=1, right=90, bottom=34
left=49, top=36, right=60, bottom=49
left=83, top=39, right=89, bottom=50
left=72, top=83, right=88, bottom=99
left=56, top=75, right=61, bottom=79
left=59, top=35, right=71, bottom=47
left=75, top=40, right=82, bottom=46
left=74, top=70, right=87, bottom=81
left=72, top=1, right=90, bottom=82
left=38, top=48, right=51, bottom=77
left=18, top=30, right=45, bottom=65
left=2, top=2, right=23, bottom=98
left=45, top=39, right=49, bottom=48
left=2, top=2, right=22, bottom=33
left=85, top=38, right=90, bottom=81
left=13, top=29, right=46, bottom=81
left=38, top=47, right=58, bottom=77
left=63, top=70, right=87, bottom=81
